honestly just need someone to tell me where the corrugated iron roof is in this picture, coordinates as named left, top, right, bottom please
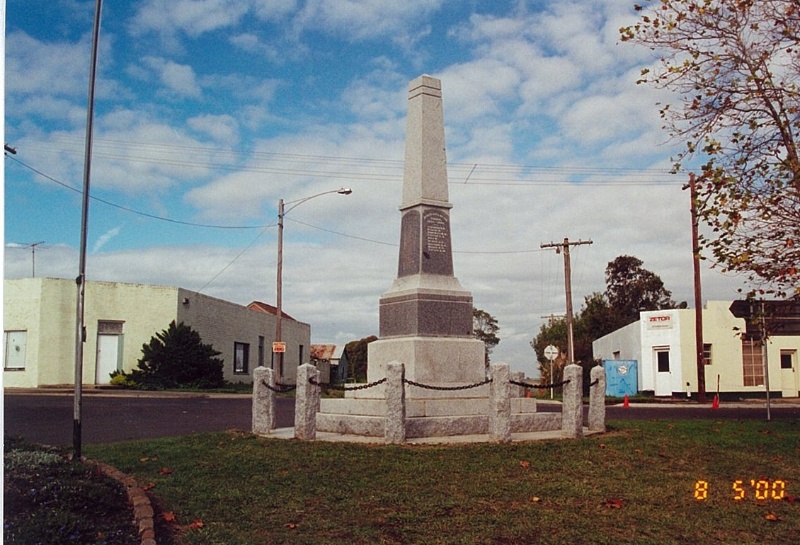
left=310, top=344, right=337, bottom=360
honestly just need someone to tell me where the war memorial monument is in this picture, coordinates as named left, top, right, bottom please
left=253, top=75, right=606, bottom=443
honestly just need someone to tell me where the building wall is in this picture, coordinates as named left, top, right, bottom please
left=593, top=301, right=800, bottom=398
left=4, top=278, right=311, bottom=387
left=176, top=289, right=311, bottom=385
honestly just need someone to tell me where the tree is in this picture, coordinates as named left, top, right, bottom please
left=621, top=0, right=800, bottom=297
left=605, top=255, right=678, bottom=326
left=531, top=256, right=678, bottom=389
left=129, top=321, right=224, bottom=389
left=343, top=335, right=378, bottom=382
left=473, top=307, right=500, bottom=369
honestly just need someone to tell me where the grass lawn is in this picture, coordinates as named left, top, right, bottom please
left=83, top=419, right=800, bottom=545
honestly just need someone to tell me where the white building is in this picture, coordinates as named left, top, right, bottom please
left=592, top=301, right=799, bottom=398
left=3, top=278, right=310, bottom=388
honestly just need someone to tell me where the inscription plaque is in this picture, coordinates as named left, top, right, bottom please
left=421, top=210, right=453, bottom=275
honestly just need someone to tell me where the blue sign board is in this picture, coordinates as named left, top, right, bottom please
left=603, top=360, right=638, bottom=397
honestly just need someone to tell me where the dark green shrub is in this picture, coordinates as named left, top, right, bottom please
left=129, top=320, right=224, bottom=390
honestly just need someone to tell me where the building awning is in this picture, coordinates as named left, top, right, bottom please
left=729, top=300, right=800, bottom=338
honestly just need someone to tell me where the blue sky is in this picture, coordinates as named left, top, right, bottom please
left=4, top=0, right=748, bottom=376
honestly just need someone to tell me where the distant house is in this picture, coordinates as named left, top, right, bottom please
left=3, top=278, right=310, bottom=388
left=310, top=344, right=346, bottom=383
left=592, top=300, right=799, bottom=399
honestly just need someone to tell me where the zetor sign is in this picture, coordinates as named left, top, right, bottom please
left=647, top=315, right=673, bottom=330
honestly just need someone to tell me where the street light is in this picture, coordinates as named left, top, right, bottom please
left=273, top=187, right=352, bottom=383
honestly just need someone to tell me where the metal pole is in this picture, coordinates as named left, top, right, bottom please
left=74, top=0, right=103, bottom=459
left=761, top=302, right=771, bottom=422
left=274, top=198, right=284, bottom=383
left=272, top=188, right=351, bottom=384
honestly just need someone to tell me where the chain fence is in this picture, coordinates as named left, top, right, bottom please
left=509, top=378, right=572, bottom=390
left=403, top=378, right=492, bottom=391
left=308, top=377, right=387, bottom=391
left=261, top=380, right=297, bottom=393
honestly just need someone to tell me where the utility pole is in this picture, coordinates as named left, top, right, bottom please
left=541, top=238, right=593, bottom=366
left=688, top=174, right=707, bottom=402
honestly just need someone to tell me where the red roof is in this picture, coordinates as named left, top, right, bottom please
left=310, top=344, right=337, bottom=360
left=247, top=301, right=297, bottom=322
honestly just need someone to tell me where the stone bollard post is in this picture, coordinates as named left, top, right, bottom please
left=252, top=366, right=275, bottom=434
left=294, top=363, right=320, bottom=440
left=588, top=365, right=607, bottom=432
left=561, top=364, right=583, bottom=438
left=489, top=363, right=511, bottom=443
left=510, top=371, right=525, bottom=398
left=385, top=361, right=406, bottom=444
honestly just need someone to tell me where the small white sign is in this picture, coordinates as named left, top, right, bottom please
left=544, top=345, right=559, bottom=361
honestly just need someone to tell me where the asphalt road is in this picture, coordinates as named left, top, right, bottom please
left=3, top=392, right=295, bottom=447
left=4, top=391, right=799, bottom=447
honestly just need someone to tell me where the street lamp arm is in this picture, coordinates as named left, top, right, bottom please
left=282, top=187, right=352, bottom=216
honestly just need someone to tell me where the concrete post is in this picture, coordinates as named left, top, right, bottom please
left=489, top=363, right=511, bottom=443
left=385, top=361, right=406, bottom=444
left=561, top=364, right=583, bottom=438
left=510, top=371, right=524, bottom=398
left=294, top=363, right=319, bottom=440
left=588, top=365, right=606, bottom=432
left=252, top=366, right=275, bottom=434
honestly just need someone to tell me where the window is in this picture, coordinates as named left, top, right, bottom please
left=703, top=344, right=713, bottom=366
left=234, top=342, right=250, bottom=375
left=4, top=331, right=27, bottom=370
left=98, top=320, right=124, bottom=334
left=742, top=339, right=764, bottom=387
left=258, top=336, right=265, bottom=368
left=781, top=350, right=795, bottom=370
left=656, top=349, right=670, bottom=373
left=299, top=344, right=305, bottom=365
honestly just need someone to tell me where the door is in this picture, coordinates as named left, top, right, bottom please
left=96, top=334, right=120, bottom=384
left=654, top=348, right=672, bottom=396
left=780, top=350, right=798, bottom=398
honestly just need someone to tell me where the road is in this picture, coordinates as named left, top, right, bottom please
left=3, top=391, right=295, bottom=446
left=4, top=391, right=799, bottom=446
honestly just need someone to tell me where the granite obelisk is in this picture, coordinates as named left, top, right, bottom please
left=366, top=74, right=485, bottom=388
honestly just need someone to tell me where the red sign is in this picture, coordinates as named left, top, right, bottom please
left=272, top=342, right=286, bottom=353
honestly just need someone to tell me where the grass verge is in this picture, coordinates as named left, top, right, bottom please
left=83, top=419, right=800, bottom=545
left=3, top=435, right=140, bottom=545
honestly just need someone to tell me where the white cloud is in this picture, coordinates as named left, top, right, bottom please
left=188, top=114, right=240, bottom=145
left=93, top=227, right=123, bottom=253
left=130, top=0, right=251, bottom=38
left=142, top=57, right=202, bottom=98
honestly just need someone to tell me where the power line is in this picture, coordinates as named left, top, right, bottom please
left=6, top=154, right=266, bottom=230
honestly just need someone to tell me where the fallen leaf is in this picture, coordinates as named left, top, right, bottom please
left=163, top=511, right=176, bottom=523
left=142, top=482, right=156, bottom=491
left=764, top=512, right=781, bottom=522
left=604, top=498, right=624, bottom=509
left=598, top=444, right=606, bottom=449
left=285, top=523, right=299, bottom=529
left=189, top=520, right=204, bottom=529
left=159, top=467, right=174, bottom=475
left=519, top=460, right=531, bottom=469
left=139, top=457, right=149, bottom=463
left=529, top=496, right=541, bottom=503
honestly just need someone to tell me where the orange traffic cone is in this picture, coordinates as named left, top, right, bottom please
left=623, top=394, right=629, bottom=408
left=712, top=394, right=720, bottom=409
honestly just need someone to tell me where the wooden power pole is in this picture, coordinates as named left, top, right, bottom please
left=541, top=238, right=593, bottom=366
